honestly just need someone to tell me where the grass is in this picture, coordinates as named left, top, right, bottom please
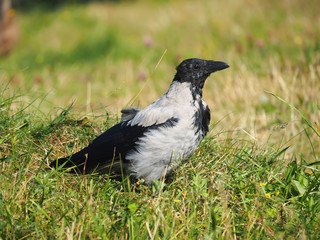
left=1, top=0, right=320, bottom=238
left=1, top=90, right=319, bottom=239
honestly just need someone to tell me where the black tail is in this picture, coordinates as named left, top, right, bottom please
left=50, top=148, right=88, bottom=174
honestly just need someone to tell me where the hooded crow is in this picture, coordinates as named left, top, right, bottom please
left=50, top=58, right=229, bottom=183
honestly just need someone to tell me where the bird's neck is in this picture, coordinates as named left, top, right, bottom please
left=190, top=84, right=203, bottom=99
left=167, top=81, right=203, bottom=103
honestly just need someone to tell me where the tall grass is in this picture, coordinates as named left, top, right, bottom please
left=1, top=89, right=319, bottom=238
left=1, top=0, right=320, bottom=238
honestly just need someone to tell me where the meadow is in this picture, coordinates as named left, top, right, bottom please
left=1, top=0, right=320, bottom=238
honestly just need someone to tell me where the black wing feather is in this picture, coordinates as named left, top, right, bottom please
left=50, top=117, right=179, bottom=174
left=50, top=122, right=146, bottom=173
left=121, top=107, right=140, bottom=121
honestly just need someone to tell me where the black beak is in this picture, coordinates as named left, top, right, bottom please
left=207, top=60, right=230, bottom=73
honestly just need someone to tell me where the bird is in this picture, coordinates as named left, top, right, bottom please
left=50, top=58, right=229, bottom=183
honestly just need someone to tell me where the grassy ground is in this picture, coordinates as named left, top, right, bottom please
left=1, top=0, right=320, bottom=238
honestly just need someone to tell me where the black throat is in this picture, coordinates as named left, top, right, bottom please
left=189, top=84, right=210, bottom=138
left=190, top=84, right=203, bottom=101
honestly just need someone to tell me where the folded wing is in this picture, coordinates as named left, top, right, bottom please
left=50, top=111, right=179, bottom=175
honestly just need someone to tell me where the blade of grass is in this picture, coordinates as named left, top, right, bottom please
left=265, top=90, right=320, bottom=138
left=127, top=49, right=167, bottom=107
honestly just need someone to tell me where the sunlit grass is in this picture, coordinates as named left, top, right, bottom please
left=1, top=0, right=320, bottom=238
left=1, top=91, right=319, bottom=238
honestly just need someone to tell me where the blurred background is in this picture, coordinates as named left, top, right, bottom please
left=1, top=0, right=319, bottom=159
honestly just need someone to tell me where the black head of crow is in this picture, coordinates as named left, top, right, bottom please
left=174, top=58, right=229, bottom=89
left=50, top=58, right=229, bottom=184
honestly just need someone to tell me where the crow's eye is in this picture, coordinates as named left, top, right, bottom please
left=193, top=64, right=200, bottom=70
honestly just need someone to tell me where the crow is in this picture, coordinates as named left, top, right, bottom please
left=50, top=58, right=229, bottom=183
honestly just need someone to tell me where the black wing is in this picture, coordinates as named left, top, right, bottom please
left=50, top=122, right=146, bottom=174
left=50, top=117, right=179, bottom=174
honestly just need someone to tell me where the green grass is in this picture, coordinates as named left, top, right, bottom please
left=1, top=0, right=320, bottom=238
left=1, top=90, right=319, bottom=239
